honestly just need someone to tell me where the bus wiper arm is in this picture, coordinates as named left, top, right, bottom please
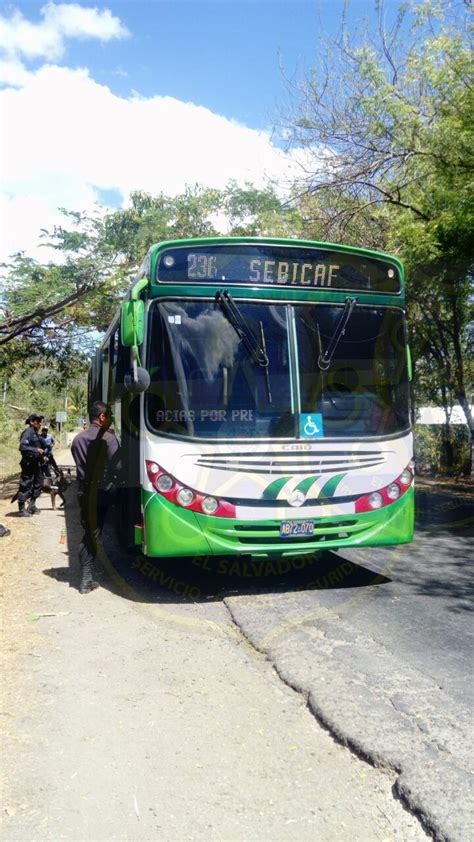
left=318, top=297, right=358, bottom=371
left=259, top=319, right=272, bottom=403
left=216, top=290, right=269, bottom=368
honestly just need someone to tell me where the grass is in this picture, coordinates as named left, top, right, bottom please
left=0, top=434, right=23, bottom=480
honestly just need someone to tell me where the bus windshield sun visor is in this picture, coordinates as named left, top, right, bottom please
left=317, top=297, right=358, bottom=371
left=216, top=290, right=269, bottom=368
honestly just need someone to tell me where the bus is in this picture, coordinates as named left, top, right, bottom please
left=89, top=237, right=414, bottom=558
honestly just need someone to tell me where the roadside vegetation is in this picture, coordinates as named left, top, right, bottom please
left=1, top=1, right=472, bottom=478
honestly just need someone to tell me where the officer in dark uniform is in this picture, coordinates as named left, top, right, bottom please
left=17, top=413, right=45, bottom=516
left=71, top=401, right=121, bottom=594
left=40, top=426, right=60, bottom=477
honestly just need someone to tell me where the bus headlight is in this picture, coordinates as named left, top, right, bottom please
left=202, top=496, right=218, bottom=515
left=368, top=492, right=384, bottom=509
left=400, top=468, right=413, bottom=486
left=387, top=483, right=401, bottom=500
left=177, top=487, right=194, bottom=507
left=355, top=461, right=413, bottom=513
left=156, top=474, right=173, bottom=492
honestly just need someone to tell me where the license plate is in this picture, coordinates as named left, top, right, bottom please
left=279, top=520, right=315, bottom=538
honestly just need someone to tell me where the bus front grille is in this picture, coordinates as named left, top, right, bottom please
left=208, top=518, right=366, bottom=547
left=195, top=449, right=388, bottom=475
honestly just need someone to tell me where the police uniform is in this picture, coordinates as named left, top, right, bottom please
left=17, top=415, right=45, bottom=515
left=41, top=430, right=59, bottom=477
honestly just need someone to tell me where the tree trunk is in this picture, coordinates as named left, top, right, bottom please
left=457, top=397, right=473, bottom=476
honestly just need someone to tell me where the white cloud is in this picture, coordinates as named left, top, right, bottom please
left=1, top=64, right=303, bottom=263
left=0, top=59, right=33, bottom=87
left=0, top=2, right=129, bottom=62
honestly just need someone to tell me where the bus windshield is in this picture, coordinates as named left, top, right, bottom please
left=296, top=304, right=409, bottom=437
left=146, top=300, right=409, bottom=439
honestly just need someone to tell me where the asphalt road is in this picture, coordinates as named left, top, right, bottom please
left=222, top=489, right=474, bottom=842
left=98, top=486, right=473, bottom=840
left=113, top=488, right=473, bottom=706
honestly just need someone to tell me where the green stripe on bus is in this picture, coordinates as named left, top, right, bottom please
left=295, top=476, right=322, bottom=496
left=262, top=477, right=292, bottom=500
left=319, top=473, right=347, bottom=499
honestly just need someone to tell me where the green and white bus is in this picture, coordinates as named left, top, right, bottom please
left=89, top=237, right=414, bottom=558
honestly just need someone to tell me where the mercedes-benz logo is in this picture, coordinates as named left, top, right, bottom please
left=288, top=489, right=305, bottom=507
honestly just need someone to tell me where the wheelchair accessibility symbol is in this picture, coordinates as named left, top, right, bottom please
left=300, top=413, right=324, bottom=438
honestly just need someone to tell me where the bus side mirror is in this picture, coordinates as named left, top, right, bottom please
left=407, top=345, right=413, bottom=382
left=121, top=301, right=149, bottom=393
left=125, top=366, right=150, bottom=394
left=121, top=300, right=145, bottom=347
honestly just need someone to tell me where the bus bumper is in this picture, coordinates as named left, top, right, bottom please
left=141, top=486, right=414, bottom=557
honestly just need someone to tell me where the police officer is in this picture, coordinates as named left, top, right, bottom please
left=41, top=426, right=60, bottom=477
left=71, top=401, right=121, bottom=594
left=17, top=413, right=45, bottom=516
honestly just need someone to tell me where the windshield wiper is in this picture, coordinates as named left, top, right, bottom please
left=259, top=319, right=272, bottom=403
left=318, top=296, right=358, bottom=371
left=216, top=290, right=269, bottom=368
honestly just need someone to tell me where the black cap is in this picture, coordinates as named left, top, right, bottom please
left=29, top=413, right=44, bottom=422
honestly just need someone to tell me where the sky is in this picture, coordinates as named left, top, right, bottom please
left=0, top=0, right=402, bottom=263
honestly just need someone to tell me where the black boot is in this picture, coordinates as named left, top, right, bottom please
left=79, top=563, right=99, bottom=594
left=18, top=502, right=32, bottom=517
left=27, top=501, right=41, bottom=515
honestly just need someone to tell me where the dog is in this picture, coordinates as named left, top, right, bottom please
left=43, top=468, right=72, bottom=509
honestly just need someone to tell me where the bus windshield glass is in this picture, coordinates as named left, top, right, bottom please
left=147, top=301, right=292, bottom=438
left=156, top=243, right=401, bottom=293
left=296, top=305, right=409, bottom=437
left=146, top=300, right=409, bottom=439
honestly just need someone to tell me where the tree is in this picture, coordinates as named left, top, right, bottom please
left=1, top=183, right=298, bottom=349
left=222, top=181, right=303, bottom=237
left=102, top=186, right=223, bottom=267
left=0, top=183, right=299, bottom=435
left=284, top=0, right=474, bottom=471
left=0, top=208, right=123, bottom=347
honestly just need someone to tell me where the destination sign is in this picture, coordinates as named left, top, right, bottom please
left=156, top=244, right=401, bottom=293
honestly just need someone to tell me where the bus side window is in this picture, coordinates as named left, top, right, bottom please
left=107, top=332, right=116, bottom=403
left=87, top=368, right=93, bottom=405
left=101, top=346, right=109, bottom=403
left=109, top=325, right=127, bottom=400
left=108, top=329, right=119, bottom=401
left=88, top=350, right=103, bottom=404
